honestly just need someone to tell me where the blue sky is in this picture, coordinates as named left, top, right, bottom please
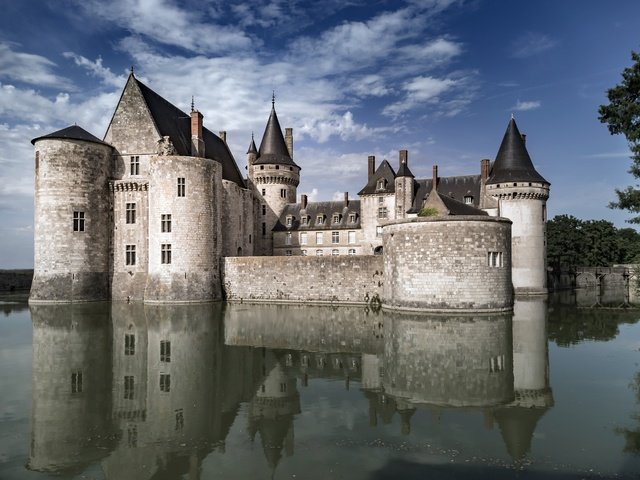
left=1, top=0, right=639, bottom=267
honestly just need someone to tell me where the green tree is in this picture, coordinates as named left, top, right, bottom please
left=581, top=219, right=620, bottom=266
left=617, top=227, right=640, bottom=263
left=546, top=215, right=584, bottom=269
left=598, top=51, right=640, bottom=222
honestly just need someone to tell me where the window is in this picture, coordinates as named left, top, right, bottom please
left=316, top=249, right=323, bottom=256
left=487, top=251, right=503, bottom=267
left=286, top=232, right=292, bottom=245
left=261, top=188, right=266, bottom=195
left=160, top=374, right=171, bottom=392
left=260, top=165, right=264, bottom=170
left=300, top=232, right=308, bottom=245
left=71, top=371, right=82, bottom=394
left=348, top=248, right=356, bottom=256
left=124, top=376, right=134, bottom=399
left=348, top=231, right=356, bottom=244
left=262, top=204, right=266, bottom=215
left=464, top=196, right=473, bottom=205
left=301, top=249, right=307, bottom=256
left=125, top=245, right=136, bottom=266
left=161, top=214, right=171, bottom=233
left=349, top=213, right=356, bottom=223
left=160, top=340, right=171, bottom=362
left=286, top=216, right=292, bottom=226
left=125, top=334, right=135, bottom=355
left=262, top=222, right=266, bottom=235
left=490, top=355, right=505, bottom=373
left=280, top=189, right=287, bottom=198
left=316, top=215, right=324, bottom=225
left=332, top=231, right=340, bottom=244
left=378, top=206, right=387, bottom=219
left=332, top=214, right=340, bottom=224
left=125, top=203, right=136, bottom=224
left=377, top=179, right=385, bottom=190
left=280, top=382, right=287, bottom=393
left=301, top=216, right=309, bottom=226
left=316, top=232, right=323, bottom=244
left=379, top=196, right=384, bottom=204
left=177, top=177, right=185, bottom=197
left=175, top=409, right=184, bottom=431
left=376, top=226, right=383, bottom=237
left=276, top=165, right=280, bottom=170
left=332, top=249, right=339, bottom=256
left=130, top=155, right=140, bottom=175
left=286, top=250, right=292, bottom=256
left=73, top=211, right=85, bottom=232
left=161, top=244, right=172, bottom=264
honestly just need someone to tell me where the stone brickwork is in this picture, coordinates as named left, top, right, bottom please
left=221, top=180, right=255, bottom=257
left=223, top=256, right=384, bottom=305
left=360, top=193, right=394, bottom=253
left=383, top=216, right=513, bottom=312
left=30, top=139, right=113, bottom=302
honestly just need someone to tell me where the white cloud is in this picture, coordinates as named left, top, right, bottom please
left=382, top=75, right=458, bottom=117
left=512, top=99, right=541, bottom=111
left=63, top=52, right=126, bottom=88
left=510, top=32, right=556, bottom=58
left=0, top=42, right=73, bottom=89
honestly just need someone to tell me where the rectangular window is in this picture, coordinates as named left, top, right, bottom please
left=301, top=249, right=307, bottom=256
left=349, top=213, right=356, bottom=223
left=331, top=249, right=339, bottom=256
left=348, top=248, right=356, bottom=256
left=130, top=155, right=140, bottom=175
left=125, top=203, right=136, bottom=224
left=348, top=231, right=356, bottom=244
left=71, top=371, right=82, bottom=394
left=261, top=188, right=266, bottom=196
left=280, top=189, right=287, bottom=198
left=125, top=334, right=135, bottom=355
left=161, top=214, right=172, bottom=233
left=160, top=374, right=171, bottom=392
left=316, top=215, right=324, bottom=225
left=286, top=249, right=292, bottom=256
left=160, top=340, right=171, bottom=362
left=378, top=207, right=387, bottom=219
left=286, top=216, right=292, bottom=226
left=332, top=231, right=339, bottom=244
left=316, top=232, right=323, bottom=244
left=316, top=249, right=323, bottom=256
left=489, top=355, right=506, bottom=373
left=286, top=232, right=292, bottom=245
left=262, top=204, right=266, bottom=215
left=332, top=214, right=340, bottom=224
left=124, top=376, right=134, bottom=400
left=73, top=211, right=85, bottom=232
left=177, top=177, right=186, bottom=197
left=487, top=251, right=503, bottom=267
left=300, top=232, right=308, bottom=245
left=376, top=226, right=383, bottom=237
left=464, top=196, right=473, bottom=205
left=125, top=245, right=136, bottom=266
left=378, top=196, right=384, bottom=204
left=161, top=244, right=172, bottom=264
left=301, top=216, right=309, bottom=226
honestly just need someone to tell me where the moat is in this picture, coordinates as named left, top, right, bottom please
left=1, top=291, right=639, bottom=479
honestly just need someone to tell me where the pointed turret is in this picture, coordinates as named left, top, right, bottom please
left=254, top=100, right=299, bottom=167
left=247, top=134, right=258, bottom=155
left=486, top=118, right=548, bottom=185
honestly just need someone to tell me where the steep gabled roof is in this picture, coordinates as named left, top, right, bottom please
left=358, top=160, right=397, bottom=195
left=31, top=125, right=111, bottom=146
left=396, top=159, right=414, bottom=178
left=486, top=118, right=548, bottom=185
left=273, top=200, right=361, bottom=232
left=409, top=175, right=481, bottom=213
left=421, top=187, right=487, bottom=216
left=129, top=75, right=246, bottom=187
left=254, top=104, right=298, bottom=167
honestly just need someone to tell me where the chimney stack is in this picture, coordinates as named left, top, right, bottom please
left=480, top=159, right=490, bottom=182
left=344, top=192, right=349, bottom=206
left=219, top=131, right=227, bottom=144
left=301, top=194, right=308, bottom=209
left=521, top=133, right=526, bottom=145
left=432, top=165, right=438, bottom=191
left=191, top=110, right=205, bottom=157
left=368, top=155, right=375, bottom=182
left=399, top=149, right=408, bottom=167
left=285, top=128, right=293, bottom=159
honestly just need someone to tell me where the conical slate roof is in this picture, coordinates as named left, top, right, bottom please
left=247, top=134, right=258, bottom=154
left=31, top=125, right=110, bottom=146
left=396, top=161, right=414, bottom=178
left=486, top=118, right=548, bottom=185
left=254, top=103, right=298, bottom=167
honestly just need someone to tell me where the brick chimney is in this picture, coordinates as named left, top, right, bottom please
left=301, top=194, right=308, bottom=209
left=481, top=159, right=490, bottom=182
left=219, top=131, right=227, bottom=144
left=432, top=165, right=438, bottom=191
left=368, top=155, right=375, bottom=182
left=344, top=192, right=349, bottom=206
left=399, top=149, right=408, bottom=167
left=191, top=110, right=205, bottom=157
left=285, top=128, right=293, bottom=159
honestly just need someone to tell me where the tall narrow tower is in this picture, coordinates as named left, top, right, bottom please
left=394, top=149, right=414, bottom=219
left=248, top=97, right=300, bottom=255
left=486, top=118, right=550, bottom=295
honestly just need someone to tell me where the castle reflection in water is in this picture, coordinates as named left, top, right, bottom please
left=27, top=298, right=552, bottom=477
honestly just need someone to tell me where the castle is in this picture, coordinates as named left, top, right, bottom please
left=29, top=72, right=549, bottom=307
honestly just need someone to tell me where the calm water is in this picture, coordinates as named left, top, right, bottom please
left=1, top=290, right=640, bottom=479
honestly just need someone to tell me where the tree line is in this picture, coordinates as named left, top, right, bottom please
left=547, top=214, right=640, bottom=269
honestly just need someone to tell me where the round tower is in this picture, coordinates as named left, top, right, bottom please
left=30, top=126, right=113, bottom=303
left=486, top=118, right=550, bottom=295
left=248, top=97, right=300, bottom=255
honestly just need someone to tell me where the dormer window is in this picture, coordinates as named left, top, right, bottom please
left=332, top=214, right=341, bottom=224
left=464, top=196, right=473, bottom=205
left=301, top=216, right=309, bottom=226
left=349, top=213, right=356, bottom=223
left=376, top=179, right=386, bottom=190
left=316, top=215, right=325, bottom=225
left=286, top=216, right=293, bottom=226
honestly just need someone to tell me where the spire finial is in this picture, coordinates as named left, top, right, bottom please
left=511, top=112, right=515, bottom=120
left=191, top=96, right=195, bottom=113
left=130, top=65, right=134, bottom=75
left=272, top=90, right=275, bottom=108
left=251, top=131, right=254, bottom=140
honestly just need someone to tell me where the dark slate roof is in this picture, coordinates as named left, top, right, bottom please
left=31, top=125, right=110, bottom=146
left=408, top=175, right=482, bottom=213
left=247, top=135, right=258, bottom=154
left=486, top=118, right=549, bottom=185
left=396, top=161, right=414, bottom=178
left=358, top=160, right=397, bottom=195
left=439, top=192, right=488, bottom=216
left=273, top=200, right=361, bottom=232
left=254, top=105, right=299, bottom=167
left=134, top=77, right=246, bottom=188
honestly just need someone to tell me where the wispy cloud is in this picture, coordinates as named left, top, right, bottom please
left=512, top=99, right=541, bottom=111
left=0, top=42, right=74, bottom=89
left=62, top=52, right=126, bottom=88
left=510, top=32, right=556, bottom=58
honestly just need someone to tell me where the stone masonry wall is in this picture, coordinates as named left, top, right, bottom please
left=223, top=256, right=384, bottom=305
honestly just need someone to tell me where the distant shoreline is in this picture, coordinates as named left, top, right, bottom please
left=0, top=269, right=33, bottom=292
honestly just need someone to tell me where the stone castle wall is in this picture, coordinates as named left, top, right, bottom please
left=221, top=180, right=255, bottom=257
left=383, top=216, right=513, bottom=312
left=222, top=256, right=384, bottom=305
